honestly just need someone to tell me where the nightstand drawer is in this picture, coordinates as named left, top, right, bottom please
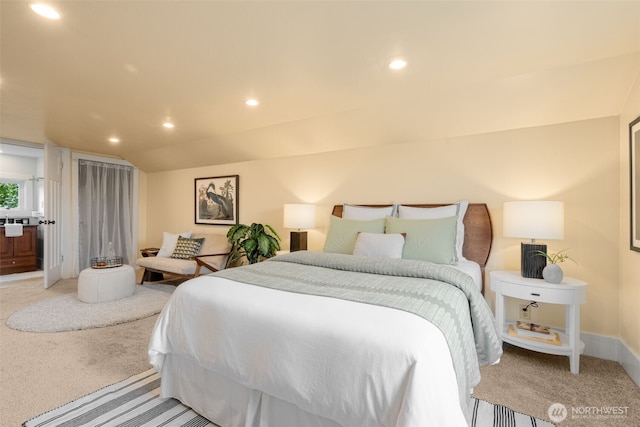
left=500, top=281, right=575, bottom=304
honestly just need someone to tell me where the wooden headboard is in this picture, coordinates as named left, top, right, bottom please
left=331, top=203, right=493, bottom=273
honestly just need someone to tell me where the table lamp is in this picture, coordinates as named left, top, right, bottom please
left=283, top=204, right=316, bottom=252
left=503, top=201, right=564, bottom=279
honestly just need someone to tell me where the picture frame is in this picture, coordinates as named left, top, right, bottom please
left=630, top=116, right=640, bottom=251
left=195, top=175, right=239, bottom=225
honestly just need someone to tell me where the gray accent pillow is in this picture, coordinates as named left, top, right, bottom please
left=385, top=216, right=458, bottom=264
left=397, top=200, right=468, bottom=261
left=323, top=216, right=386, bottom=254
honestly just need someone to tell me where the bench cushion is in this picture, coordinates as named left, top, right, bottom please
left=137, top=256, right=204, bottom=275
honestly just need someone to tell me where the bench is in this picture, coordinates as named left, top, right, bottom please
left=136, top=233, right=232, bottom=284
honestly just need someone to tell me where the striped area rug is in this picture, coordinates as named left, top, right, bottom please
left=24, top=369, right=555, bottom=427
left=24, top=370, right=216, bottom=427
left=469, top=398, right=555, bottom=427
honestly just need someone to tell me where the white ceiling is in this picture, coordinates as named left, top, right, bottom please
left=1, top=1, right=639, bottom=172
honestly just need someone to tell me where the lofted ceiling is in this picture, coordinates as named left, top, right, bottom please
left=1, top=1, right=639, bottom=173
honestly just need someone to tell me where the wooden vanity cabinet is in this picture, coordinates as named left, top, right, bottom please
left=0, top=226, right=38, bottom=275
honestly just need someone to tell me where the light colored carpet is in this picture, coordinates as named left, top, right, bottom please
left=23, top=369, right=553, bottom=427
left=5, top=283, right=174, bottom=332
left=471, top=344, right=640, bottom=426
left=2, top=276, right=639, bottom=427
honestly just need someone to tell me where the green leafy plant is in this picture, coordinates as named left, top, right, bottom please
left=227, top=223, right=281, bottom=264
left=0, top=183, right=19, bottom=208
left=534, top=249, right=578, bottom=265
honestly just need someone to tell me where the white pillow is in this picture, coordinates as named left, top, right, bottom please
left=343, top=204, right=397, bottom=220
left=353, top=232, right=405, bottom=259
left=397, top=200, right=469, bottom=261
left=157, top=231, right=192, bottom=257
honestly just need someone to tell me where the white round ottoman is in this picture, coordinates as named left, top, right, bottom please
left=78, top=264, right=136, bottom=303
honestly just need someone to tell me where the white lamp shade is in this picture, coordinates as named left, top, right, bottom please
left=503, top=201, right=564, bottom=240
left=283, top=204, right=316, bottom=230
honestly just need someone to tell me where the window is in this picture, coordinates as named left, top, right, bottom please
left=0, top=182, right=21, bottom=208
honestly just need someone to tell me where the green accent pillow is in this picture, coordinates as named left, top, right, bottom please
left=323, top=216, right=386, bottom=254
left=385, top=216, right=458, bottom=264
left=170, top=236, right=205, bottom=259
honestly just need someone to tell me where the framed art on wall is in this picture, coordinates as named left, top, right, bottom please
left=195, top=175, right=239, bottom=225
left=630, top=116, right=640, bottom=251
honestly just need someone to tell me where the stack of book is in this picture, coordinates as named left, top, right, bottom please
left=508, top=321, right=561, bottom=345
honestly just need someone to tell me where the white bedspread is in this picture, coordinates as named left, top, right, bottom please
left=149, top=275, right=469, bottom=427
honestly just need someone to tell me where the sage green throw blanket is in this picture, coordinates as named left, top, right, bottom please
left=214, top=251, right=503, bottom=415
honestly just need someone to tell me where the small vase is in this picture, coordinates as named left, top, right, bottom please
left=543, top=263, right=563, bottom=284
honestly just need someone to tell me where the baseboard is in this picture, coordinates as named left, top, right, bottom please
left=619, top=339, right=640, bottom=388
left=581, top=332, right=620, bottom=361
left=581, top=332, right=640, bottom=388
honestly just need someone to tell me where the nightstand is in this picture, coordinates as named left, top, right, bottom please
left=490, top=270, right=588, bottom=373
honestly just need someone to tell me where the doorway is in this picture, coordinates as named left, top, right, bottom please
left=0, top=140, right=44, bottom=284
left=0, top=139, right=72, bottom=286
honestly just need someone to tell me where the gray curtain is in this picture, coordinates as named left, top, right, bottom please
left=77, top=159, right=135, bottom=270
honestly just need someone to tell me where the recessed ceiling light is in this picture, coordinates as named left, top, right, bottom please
left=388, top=59, right=407, bottom=70
left=163, top=122, right=175, bottom=129
left=30, top=3, right=61, bottom=20
left=108, top=137, right=120, bottom=144
left=245, top=99, right=259, bottom=107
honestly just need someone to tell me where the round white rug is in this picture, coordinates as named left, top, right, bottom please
left=5, top=284, right=175, bottom=333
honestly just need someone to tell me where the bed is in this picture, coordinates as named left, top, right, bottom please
left=148, top=202, right=502, bottom=427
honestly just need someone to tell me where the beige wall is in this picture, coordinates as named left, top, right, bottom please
left=144, top=117, right=620, bottom=337
left=620, top=73, right=640, bottom=356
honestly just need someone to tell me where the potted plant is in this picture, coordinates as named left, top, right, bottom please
left=227, top=223, right=281, bottom=265
left=534, top=249, right=578, bottom=284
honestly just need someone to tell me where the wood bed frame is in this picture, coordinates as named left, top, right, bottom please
left=332, top=203, right=493, bottom=292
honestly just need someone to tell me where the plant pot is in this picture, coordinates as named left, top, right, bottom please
left=542, top=263, right=563, bottom=284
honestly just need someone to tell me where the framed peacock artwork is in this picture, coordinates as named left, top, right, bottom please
left=195, top=175, right=239, bottom=226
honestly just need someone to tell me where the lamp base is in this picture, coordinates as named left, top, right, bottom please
left=290, top=231, right=307, bottom=252
left=521, top=243, right=547, bottom=279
